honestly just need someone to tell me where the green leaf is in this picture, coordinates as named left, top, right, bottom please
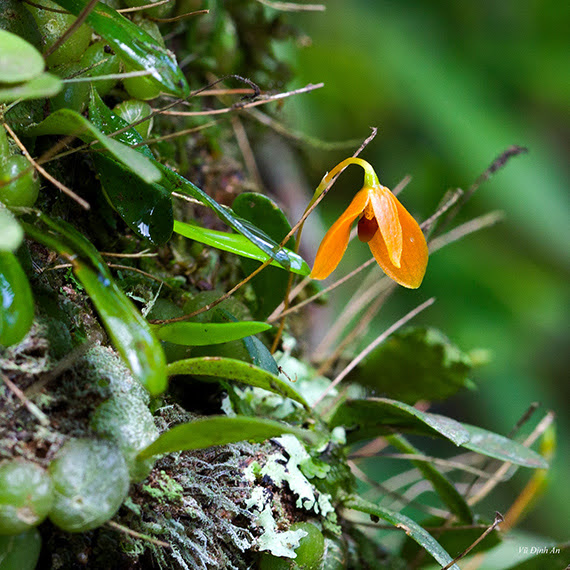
left=400, top=516, right=502, bottom=562
left=386, top=434, right=473, bottom=524
left=21, top=215, right=168, bottom=396
left=167, top=357, right=309, bottom=409
left=215, top=307, right=280, bottom=374
left=0, top=209, right=24, bottom=252
left=92, top=154, right=173, bottom=245
left=232, top=192, right=297, bottom=318
left=0, top=30, right=44, bottom=83
left=153, top=321, right=271, bottom=346
left=330, top=398, right=548, bottom=469
left=243, top=335, right=280, bottom=375
left=0, top=73, right=62, bottom=103
left=52, top=0, right=189, bottom=98
left=343, top=494, right=459, bottom=570
left=0, top=529, right=42, bottom=570
left=138, top=416, right=313, bottom=459
left=72, top=263, right=167, bottom=395
left=88, top=88, right=153, bottom=158
left=329, top=398, right=470, bottom=446
left=356, top=327, right=474, bottom=404
left=161, top=165, right=303, bottom=272
left=0, top=251, right=34, bottom=347
left=459, top=423, right=548, bottom=469
left=173, top=220, right=309, bottom=276
left=27, top=109, right=161, bottom=184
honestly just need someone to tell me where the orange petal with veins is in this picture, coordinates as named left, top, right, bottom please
left=368, top=196, right=428, bottom=288
left=310, top=188, right=369, bottom=280
left=369, top=186, right=403, bottom=268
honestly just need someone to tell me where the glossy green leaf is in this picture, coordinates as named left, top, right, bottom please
left=0, top=209, right=23, bottom=252
left=167, top=357, right=309, bottom=409
left=0, top=529, right=42, bottom=570
left=400, top=516, right=501, bottom=561
left=0, top=73, right=62, bottom=103
left=92, top=154, right=172, bottom=245
left=88, top=88, right=153, bottom=158
left=0, top=251, right=34, bottom=347
left=27, top=109, right=161, bottom=184
left=73, top=263, right=167, bottom=395
left=343, top=494, right=459, bottom=570
left=161, top=165, right=303, bottom=272
left=52, top=0, right=189, bottom=98
left=233, top=192, right=296, bottom=318
left=138, top=416, right=313, bottom=459
left=173, top=220, right=310, bottom=276
left=0, top=30, right=44, bottom=83
left=216, top=308, right=280, bottom=374
left=153, top=321, right=271, bottom=346
left=386, top=434, right=473, bottom=524
left=329, top=397, right=470, bottom=446
left=21, top=215, right=168, bottom=395
left=243, top=335, right=280, bottom=375
left=330, top=398, right=548, bottom=469
left=356, top=327, right=474, bottom=404
left=459, top=423, right=548, bottom=469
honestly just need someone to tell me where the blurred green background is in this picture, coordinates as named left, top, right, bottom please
left=277, top=0, right=569, bottom=547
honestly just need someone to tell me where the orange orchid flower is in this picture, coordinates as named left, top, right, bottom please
left=310, top=158, right=428, bottom=288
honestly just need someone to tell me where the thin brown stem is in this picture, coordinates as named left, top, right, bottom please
left=3, top=123, right=90, bottom=210
left=44, top=0, right=99, bottom=60
left=107, top=521, right=171, bottom=548
left=441, top=513, right=504, bottom=570
left=149, top=9, right=208, bottom=23
left=1, top=372, right=50, bottom=426
left=313, top=297, right=435, bottom=409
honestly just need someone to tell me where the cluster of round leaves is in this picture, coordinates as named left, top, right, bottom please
left=25, top=0, right=169, bottom=105
left=0, top=441, right=134, bottom=530
left=0, top=442, right=129, bottom=568
left=0, top=407, right=156, bottom=569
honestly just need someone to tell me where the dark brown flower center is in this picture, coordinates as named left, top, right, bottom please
left=357, top=215, right=378, bottom=243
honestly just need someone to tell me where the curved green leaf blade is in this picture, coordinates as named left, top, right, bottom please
left=329, top=398, right=470, bottom=446
left=343, top=495, right=459, bottom=570
left=0, top=30, right=44, bottom=83
left=27, top=109, right=161, bottom=184
left=167, top=357, right=309, bottom=409
left=138, top=416, right=313, bottom=459
left=243, top=335, right=280, bottom=375
left=52, top=0, right=189, bottom=97
left=0, top=73, right=62, bottom=103
left=386, top=434, right=473, bottom=524
left=401, top=516, right=502, bottom=561
left=233, top=192, right=296, bottom=318
left=22, top=216, right=168, bottom=395
left=88, top=88, right=153, bottom=158
left=0, top=251, right=34, bottom=347
left=331, top=398, right=548, bottom=469
left=173, top=220, right=310, bottom=276
left=73, top=263, right=167, bottom=395
left=93, top=154, right=173, bottom=245
left=460, top=423, right=548, bottom=469
left=0, top=209, right=24, bottom=252
left=161, top=166, right=301, bottom=272
left=153, top=321, right=271, bottom=346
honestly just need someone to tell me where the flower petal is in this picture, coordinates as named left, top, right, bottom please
left=369, top=186, right=402, bottom=267
left=310, top=188, right=369, bottom=280
left=368, top=197, right=428, bottom=288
